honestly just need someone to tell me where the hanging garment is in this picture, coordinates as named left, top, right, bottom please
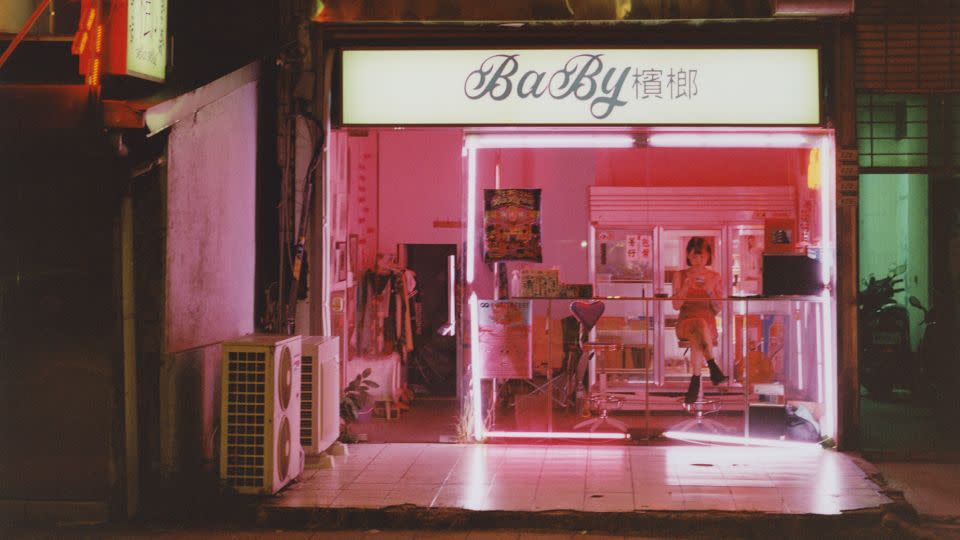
left=356, top=270, right=394, bottom=354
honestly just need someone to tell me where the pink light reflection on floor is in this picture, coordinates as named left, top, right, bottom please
left=273, top=443, right=889, bottom=514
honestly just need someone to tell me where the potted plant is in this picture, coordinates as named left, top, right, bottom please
left=339, top=368, right=378, bottom=443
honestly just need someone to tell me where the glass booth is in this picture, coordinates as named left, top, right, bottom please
left=460, top=129, right=837, bottom=445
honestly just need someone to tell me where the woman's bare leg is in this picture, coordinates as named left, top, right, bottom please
left=680, top=320, right=710, bottom=404
left=684, top=319, right=712, bottom=371
left=683, top=318, right=726, bottom=385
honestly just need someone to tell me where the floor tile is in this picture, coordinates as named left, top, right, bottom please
left=532, top=498, right=583, bottom=511
left=730, top=486, right=786, bottom=512
left=269, top=443, right=889, bottom=518
left=634, top=492, right=685, bottom=511
left=488, top=484, right=537, bottom=496
left=584, top=492, right=634, bottom=512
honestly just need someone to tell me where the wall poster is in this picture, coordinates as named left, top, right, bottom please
left=483, top=189, right=543, bottom=263
left=477, top=299, right=533, bottom=379
left=764, top=218, right=797, bottom=253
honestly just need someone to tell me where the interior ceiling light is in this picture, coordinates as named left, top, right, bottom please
left=465, top=134, right=636, bottom=149
left=646, top=133, right=816, bottom=148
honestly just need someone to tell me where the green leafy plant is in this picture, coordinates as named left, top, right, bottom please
left=339, top=368, right=378, bottom=442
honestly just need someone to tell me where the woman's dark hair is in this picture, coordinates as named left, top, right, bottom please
left=686, top=237, right=712, bottom=266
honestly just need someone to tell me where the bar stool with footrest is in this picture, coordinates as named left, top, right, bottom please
left=569, top=300, right=628, bottom=433
left=573, top=341, right=628, bottom=432
left=673, top=339, right=726, bottom=434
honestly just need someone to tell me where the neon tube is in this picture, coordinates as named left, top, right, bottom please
left=485, top=430, right=630, bottom=440
left=817, top=303, right=825, bottom=405
left=821, top=292, right=835, bottom=438
left=796, top=314, right=804, bottom=391
left=819, top=135, right=837, bottom=439
left=469, top=293, right=483, bottom=441
left=466, top=147, right=477, bottom=284
left=663, top=431, right=822, bottom=449
left=465, top=134, right=636, bottom=149
left=819, top=136, right=835, bottom=287
left=647, top=133, right=816, bottom=148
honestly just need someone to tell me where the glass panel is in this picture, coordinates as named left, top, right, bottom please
left=742, top=298, right=827, bottom=443
left=324, top=126, right=838, bottom=445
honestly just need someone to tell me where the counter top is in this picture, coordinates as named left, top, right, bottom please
left=511, top=295, right=826, bottom=302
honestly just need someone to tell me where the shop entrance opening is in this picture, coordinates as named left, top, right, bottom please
left=324, top=127, right=836, bottom=446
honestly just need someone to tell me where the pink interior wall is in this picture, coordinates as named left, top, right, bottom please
left=377, top=129, right=464, bottom=258
left=370, top=131, right=810, bottom=288
left=498, top=148, right=597, bottom=284
left=347, top=133, right=379, bottom=273
left=597, top=147, right=808, bottom=187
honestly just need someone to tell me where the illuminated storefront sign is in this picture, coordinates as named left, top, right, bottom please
left=341, top=49, right=820, bottom=125
left=102, top=0, right=168, bottom=82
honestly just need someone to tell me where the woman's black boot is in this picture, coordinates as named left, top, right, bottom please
left=707, top=359, right=728, bottom=385
left=684, top=375, right=701, bottom=404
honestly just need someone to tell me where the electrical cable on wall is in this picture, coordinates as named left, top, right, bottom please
left=284, top=111, right=325, bottom=334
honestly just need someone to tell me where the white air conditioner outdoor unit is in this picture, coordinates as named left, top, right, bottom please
left=300, top=336, right=341, bottom=456
left=220, top=334, right=304, bottom=495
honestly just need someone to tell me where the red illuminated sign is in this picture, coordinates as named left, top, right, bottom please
left=72, top=0, right=167, bottom=84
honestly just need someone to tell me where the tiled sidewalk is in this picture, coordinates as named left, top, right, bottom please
left=267, top=443, right=890, bottom=515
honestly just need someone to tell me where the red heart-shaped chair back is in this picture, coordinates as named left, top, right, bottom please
left=570, top=300, right=605, bottom=330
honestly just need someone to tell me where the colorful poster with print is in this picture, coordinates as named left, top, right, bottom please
left=483, top=189, right=543, bottom=263
left=477, top=299, right=533, bottom=379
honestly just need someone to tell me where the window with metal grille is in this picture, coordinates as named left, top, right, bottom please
left=857, top=94, right=929, bottom=168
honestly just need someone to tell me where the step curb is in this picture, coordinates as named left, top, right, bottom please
left=256, top=503, right=890, bottom=537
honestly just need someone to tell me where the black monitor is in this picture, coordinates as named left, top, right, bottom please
left=762, top=254, right=823, bottom=296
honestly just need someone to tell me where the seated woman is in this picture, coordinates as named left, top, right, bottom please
left=672, top=237, right=729, bottom=404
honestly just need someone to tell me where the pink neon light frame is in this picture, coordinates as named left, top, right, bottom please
left=463, top=128, right=837, bottom=445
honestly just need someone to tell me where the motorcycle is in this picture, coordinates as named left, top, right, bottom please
left=908, top=295, right=950, bottom=408
left=858, top=265, right=911, bottom=400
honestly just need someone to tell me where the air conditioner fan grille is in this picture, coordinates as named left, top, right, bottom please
left=301, top=353, right=314, bottom=448
left=224, top=350, right=267, bottom=488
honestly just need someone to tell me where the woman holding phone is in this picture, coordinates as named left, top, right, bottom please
left=672, top=237, right=728, bottom=404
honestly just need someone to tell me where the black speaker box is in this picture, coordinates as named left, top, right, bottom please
left=762, top=254, right=823, bottom=296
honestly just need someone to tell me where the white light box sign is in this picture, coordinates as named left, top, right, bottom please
left=341, top=49, right=820, bottom=126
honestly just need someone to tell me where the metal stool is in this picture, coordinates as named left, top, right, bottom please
left=574, top=342, right=628, bottom=432
left=673, top=340, right=726, bottom=434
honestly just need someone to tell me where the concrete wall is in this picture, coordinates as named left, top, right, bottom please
left=158, top=80, right=258, bottom=482
left=165, top=80, right=258, bottom=353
